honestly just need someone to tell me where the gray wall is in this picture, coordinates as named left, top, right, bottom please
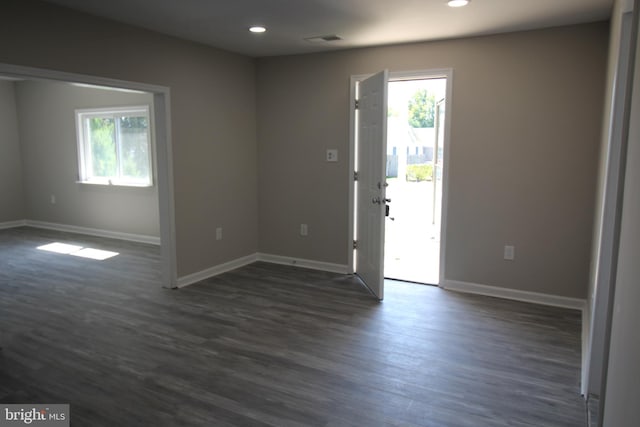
left=14, top=79, right=159, bottom=237
left=256, top=23, right=608, bottom=298
left=0, top=80, right=24, bottom=222
left=0, top=0, right=258, bottom=277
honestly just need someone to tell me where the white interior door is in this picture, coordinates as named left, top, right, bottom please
left=356, top=70, right=389, bottom=300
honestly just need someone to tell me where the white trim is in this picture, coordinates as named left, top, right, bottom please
left=347, top=75, right=361, bottom=274
left=388, top=68, right=453, bottom=80
left=348, top=72, right=380, bottom=274
left=0, top=62, right=176, bottom=289
left=25, top=220, right=160, bottom=245
left=0, top=220, right=27, bottom=230
left=443, top=279, right=587, bottom=311
left=153, top=91, right=177, bottom=288
left=177, top=254, right=259, bottom=288
left=177, top=253, right=349, bottom=288
left=437, top=70, right=453, bottom=285
left=257, top=253, right=350, bottom=274
left=585, top=9, right=638, bottom=401
left=582, top=304, right=592, bottom=396
left=0, top=63, right=170, bottom=94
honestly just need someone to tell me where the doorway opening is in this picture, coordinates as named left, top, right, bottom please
left=0, top=62, right=176, bottom=288
left=384, top=77, right=447, bottom=285
left=349, top=69, right=452, bottom=298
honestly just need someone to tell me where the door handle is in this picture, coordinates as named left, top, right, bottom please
left=372, top=197, right=391, bottom=204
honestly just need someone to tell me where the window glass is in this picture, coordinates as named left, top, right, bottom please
left=76, top=107, right=152, bottom=186
left=119, top=116, right=150, bottom=183
left=88, top=117, right=116, bottom=178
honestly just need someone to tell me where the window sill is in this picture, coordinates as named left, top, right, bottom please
left=76, top=180, right=154, bottom=188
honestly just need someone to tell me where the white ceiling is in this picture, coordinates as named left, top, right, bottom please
left=42, top=0, right=613, bottom=57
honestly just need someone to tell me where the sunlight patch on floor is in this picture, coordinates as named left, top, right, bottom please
left=37, top=242, right=119, bottom=260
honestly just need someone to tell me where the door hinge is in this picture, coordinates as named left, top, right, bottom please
left=353, top=240, right=358, bottom=250
left=354, top=99, right=359, bottom=109
left=354, top=171, right=359, bottom=181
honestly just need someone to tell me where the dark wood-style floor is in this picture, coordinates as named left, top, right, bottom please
left=0, top=227, right=586, bottom=426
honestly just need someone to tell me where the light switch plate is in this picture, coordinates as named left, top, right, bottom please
left=326, top=149, right=338, bottom=162
left=504, top=245, right=515, bottom=260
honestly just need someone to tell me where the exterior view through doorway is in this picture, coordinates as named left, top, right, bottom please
left=384, top=77, right=447, bottom=285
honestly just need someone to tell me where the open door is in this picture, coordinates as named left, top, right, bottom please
left=355, top=70, right=389, bottom=300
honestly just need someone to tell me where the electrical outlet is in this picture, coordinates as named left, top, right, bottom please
left=504, top=245, right=515, bottom=261
left=216, top=227, right=222, bottom=241
left=300, top=224, right=308, bottom=236
left=326, top=149, right=338, bottom=162
left=50, top=194, right=56, bottom=205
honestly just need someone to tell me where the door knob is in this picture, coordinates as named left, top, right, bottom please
left=383, top=198, right=391, bottom=203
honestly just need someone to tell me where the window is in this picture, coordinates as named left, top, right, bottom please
left=76, top=106, right=153, bottom=186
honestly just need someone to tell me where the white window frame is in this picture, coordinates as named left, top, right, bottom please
left=75, top=105, right=153, bottom=187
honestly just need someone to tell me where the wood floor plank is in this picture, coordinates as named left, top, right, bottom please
left=0, top=227, right=586, bottom=426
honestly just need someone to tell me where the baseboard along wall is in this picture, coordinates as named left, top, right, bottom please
left=0, top=219, right=160, bottom=245
left=2, top=219, right=587, bottom=313
left=442, top=279, right=587, bottom=311
left=0, top=220, right=27, bottom=230
left=256, top=253, right=350, bottom=275
left=177, top=254, right=259, bottom=288
left=177, top=256, right=584, bottom=312
left=177, top=253, right=350, bottom=288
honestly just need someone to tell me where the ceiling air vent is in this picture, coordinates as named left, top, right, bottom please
left=304, top=35, right=343, bottom=43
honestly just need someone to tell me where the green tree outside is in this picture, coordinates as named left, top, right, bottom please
left=88, top=116, right=149, bottom=182
left=119, top=116, right=149, bottom=180
left=89, top=117, right=116, bottom=177
left=408, top=89, right=436, bottom=128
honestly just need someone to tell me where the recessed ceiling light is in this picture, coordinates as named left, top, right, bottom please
left=448, top=0, right=470, bottom=7
left=249, top=26, right=266, bottom=33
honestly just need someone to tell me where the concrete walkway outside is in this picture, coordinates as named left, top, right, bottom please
left=384, top=179, right=440, bottom=284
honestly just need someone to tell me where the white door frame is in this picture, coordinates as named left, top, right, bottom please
left=348, top=68, right=454, bottom=286
left=584, top=10, right=637, bottom=399
left=0, top=62, right=177, bottom=288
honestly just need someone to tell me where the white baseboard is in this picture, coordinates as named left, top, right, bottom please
left=0, top=220, right=27, bottom=230
left=24, top=220, right=161, bottom=245
left=256, top=253, right=350, bottom=274
left=581, top=305, right=592, bottom=397
left=177, top=253, right=258, bottom=288
left=443, top=279, right=586, bottom=311
left=176, top=252, right=350, bottom=288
